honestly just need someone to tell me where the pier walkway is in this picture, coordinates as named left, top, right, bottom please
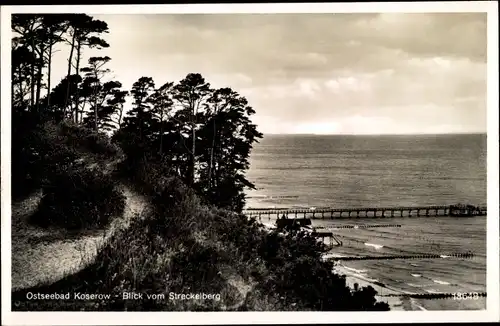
left=244, top=204, right=487, bottom=220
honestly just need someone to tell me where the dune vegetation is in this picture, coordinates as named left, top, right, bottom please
left=11, top=13, right=389, bottom=311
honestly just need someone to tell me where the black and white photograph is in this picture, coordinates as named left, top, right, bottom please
left=1, top=2, right=499, bottom=325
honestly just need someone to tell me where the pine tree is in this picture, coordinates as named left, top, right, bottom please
left=64, top=14, right=109, bottom=122
left=172, top=73, right=211, bottom=186
left=79, top=56, right=113, bottom=131
left=198, top=88, right=262, bottom=211
left=148, top=82, right=175, bottom=155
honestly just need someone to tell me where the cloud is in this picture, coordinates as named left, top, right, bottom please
left=351, top=13, right=486, bottom=62
left=43, top=13, right=488, bottom=135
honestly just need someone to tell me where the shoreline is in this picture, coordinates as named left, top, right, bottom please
left=258, top=221, right=410, bottom=311
left=333, top=264, right=411, bottom=311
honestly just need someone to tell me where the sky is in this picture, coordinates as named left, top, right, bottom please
left=48, top=13, right=487, bottom=135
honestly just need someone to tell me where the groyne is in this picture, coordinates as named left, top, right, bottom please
left=324, top=252, right=475, bottom=262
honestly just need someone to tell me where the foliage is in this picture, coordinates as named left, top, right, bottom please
left=31, top=167, right=126, bottom=230
left=12, top=159, right=389, bottom=311
left=114, top=74, right=262, bottom=211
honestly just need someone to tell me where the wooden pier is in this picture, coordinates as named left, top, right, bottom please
left=244, top=204, right=487, bottom=220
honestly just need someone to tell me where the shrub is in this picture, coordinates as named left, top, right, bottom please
left=30, top=167, right=126, bottom=230
left=11, top=118, right=77, bottom=200
left=251, top=229, right=390, bottom=311
left=11, top=119, right=121, bottom=200
left=59, top=121, right=120, bottom=157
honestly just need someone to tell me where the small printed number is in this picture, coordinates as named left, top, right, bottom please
left=452, top=292, right=479, bottom=300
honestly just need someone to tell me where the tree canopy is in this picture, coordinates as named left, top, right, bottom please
left=12, top=13, right=262, bottom=211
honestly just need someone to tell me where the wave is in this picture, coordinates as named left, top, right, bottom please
left=322, top=253, right=346, bottom=260
left=406, top=283, right=425, bottom=288
left=349, top=273, right=379, bottom=283
left=342, top=265, right=367, bottom=274
left=432, top=279, right=450, bottom=285
left=255, top=195, right=300, bottom=199
left=364, top=242, right=384, bottom=249
left=425, top=289, right=443, bottom=294
left=411, top=299, right=428, bottom=311
left=411, top=274, right=422, bottom=278
left=336, top=234, right=470, bottom=258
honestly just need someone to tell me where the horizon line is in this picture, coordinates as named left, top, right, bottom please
left=262, top=132, right=487, bottom=136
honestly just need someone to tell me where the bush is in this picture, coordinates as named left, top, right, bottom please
left=30, top=167, right=126, bottom=230
left=253, top=229, right=390, bottom=311
left=11, top=117, right=75, bottom=199
left=59, top=121, right=120, bottom=157
left=11, top=118, right=121, bottom=200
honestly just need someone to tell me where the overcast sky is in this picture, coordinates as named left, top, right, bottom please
left=48, top=13, right=487, bottom=135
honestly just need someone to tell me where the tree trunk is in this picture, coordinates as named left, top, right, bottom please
left=208, top=118, right=217, bottom=189
left=74, top=41, right=82, bottom=123
left=190, top=98, right=200, bottom=185
left=64, top=30, right=76, bottom=119
left=15, top=67, right=27, bottom=109
left=214, top=126, right=222, bottom=189
left=80, top=95, right=88, bottom=124
left=94, top=85, right=99, bottom=132
left=159, top=110, right=164, bottom=155
left=118, top=104, right=124, bottom=128
left=46, top=39, right=53, bottom=108
left=35, top=63, right=43, bottom=113
left=11, top=73, right=15, bottom=107
left=35, top=44, right=45, bottom=113
left=29, top=38, right=36, bottom=110
left=191, top=123, right=196, bottom=185
left=18, top=75, right=27, bottom=108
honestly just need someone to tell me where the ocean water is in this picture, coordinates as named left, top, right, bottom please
left=245, top=134, right=487, bottom=311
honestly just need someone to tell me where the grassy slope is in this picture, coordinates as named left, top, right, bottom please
left=11, top=124, right=390, bottom=312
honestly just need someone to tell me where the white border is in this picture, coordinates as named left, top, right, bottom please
left=1, top=2, right=499, bottom=325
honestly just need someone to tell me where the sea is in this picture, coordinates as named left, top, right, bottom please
left=244, top=133, right=487, bottom=311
